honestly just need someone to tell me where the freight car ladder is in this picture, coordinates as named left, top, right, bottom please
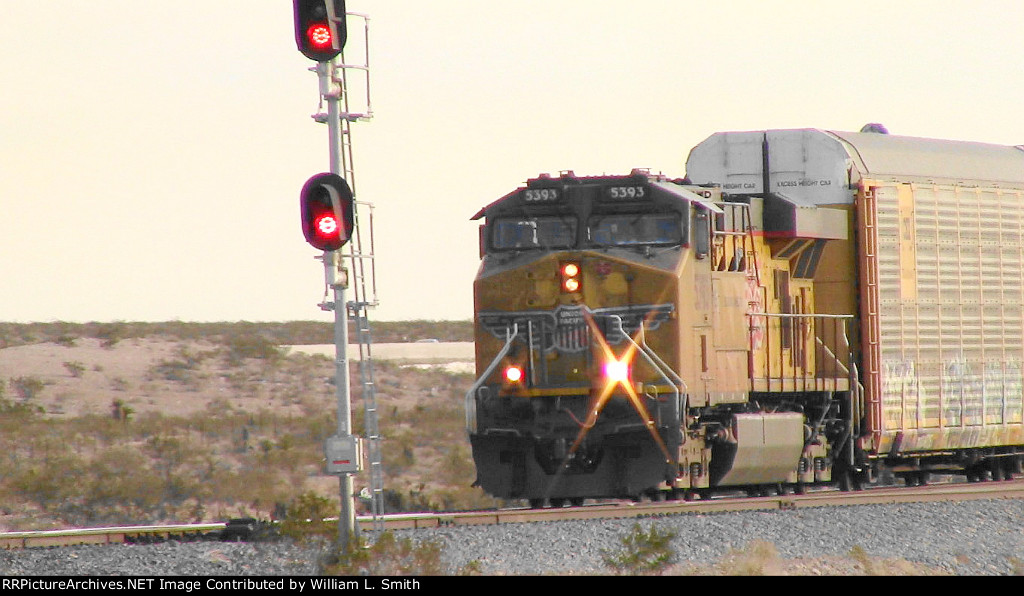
left=334, top=13, right=386, bottom=536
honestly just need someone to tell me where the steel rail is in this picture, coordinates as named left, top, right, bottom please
left=3, top=479, right=1022, bottom=549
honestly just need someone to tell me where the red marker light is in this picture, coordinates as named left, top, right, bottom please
left=560, top=261, right=582, bottom=293
left=504, top=365, right=524, bottom=383
left=306, top=22, right=333, bottom=49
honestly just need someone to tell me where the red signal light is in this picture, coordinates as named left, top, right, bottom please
left=306, top=22, right=333, bottom=49
left=314, top=212, right=340, bottom=240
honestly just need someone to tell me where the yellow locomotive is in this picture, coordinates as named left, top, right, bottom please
left=466, top=127, right=1024, bottom=505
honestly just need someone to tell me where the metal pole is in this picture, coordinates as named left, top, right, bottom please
left=319, top=59, right=357, bottom=550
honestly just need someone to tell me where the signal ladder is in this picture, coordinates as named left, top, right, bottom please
left=319, top=13, right=386, bottom=536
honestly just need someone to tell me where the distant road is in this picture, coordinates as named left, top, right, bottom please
left=286, top=342, right=474, bottom=364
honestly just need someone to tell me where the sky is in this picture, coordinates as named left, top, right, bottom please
left=1, top=1, right=1023, bottom=324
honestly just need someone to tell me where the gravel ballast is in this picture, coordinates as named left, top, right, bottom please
left=1, top=499, right=1021, bottom=576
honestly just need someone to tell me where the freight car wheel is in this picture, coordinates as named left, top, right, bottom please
left=835, top=469, right=863, bottom=491
left=528, top=498, right=545, bottom=509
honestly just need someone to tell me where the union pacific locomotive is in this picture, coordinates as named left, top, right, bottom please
left=466, top=127, right=1024, bottom=506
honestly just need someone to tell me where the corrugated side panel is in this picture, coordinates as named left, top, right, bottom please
left=871, top=181, right=1024, bottom=452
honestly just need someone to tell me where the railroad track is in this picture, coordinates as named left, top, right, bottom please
left=3, top=478, right=1022, bottom=549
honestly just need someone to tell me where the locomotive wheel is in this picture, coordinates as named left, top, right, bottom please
left=1002, top=460, right=1016, bottom=481
left=528, top=498, right=545, bottom=509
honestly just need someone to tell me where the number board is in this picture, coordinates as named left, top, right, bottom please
left=522, top=188, right=561, bottom=203
left=603, top=185, right=648, bottom=201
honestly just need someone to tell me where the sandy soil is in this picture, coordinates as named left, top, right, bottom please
left=0, top=337, right=476, bottom=420
left=0, top=337, right=209, bottom=418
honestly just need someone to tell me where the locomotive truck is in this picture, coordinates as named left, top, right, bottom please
left=465, top=127, right=1024, bottom=506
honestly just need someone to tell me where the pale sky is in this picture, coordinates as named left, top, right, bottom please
left=2, top=1, right=1023, bottom=323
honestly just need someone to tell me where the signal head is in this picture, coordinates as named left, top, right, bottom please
left=300, top=172, right=354, bottom=251
left=293, top=0, right=347, bottom=62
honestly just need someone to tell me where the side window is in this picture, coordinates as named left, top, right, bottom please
left=693, top=210, right=709, bottom=259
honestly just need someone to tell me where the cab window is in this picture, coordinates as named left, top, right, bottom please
left=588, top=213, right=682, bottom=247
left=491, top=217, right=577, bottom=251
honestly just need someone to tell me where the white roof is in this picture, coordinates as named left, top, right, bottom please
left=828, top=130, right=1024, bottom=186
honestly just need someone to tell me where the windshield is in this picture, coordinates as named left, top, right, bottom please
left=588, top=213, right=682, bottom=246
left=491, top=216, right=577, bottom=250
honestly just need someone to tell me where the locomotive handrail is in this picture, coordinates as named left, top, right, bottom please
left=465, top=323, right=520, bottom=434
left=633, top=319, right=687, bottom=394
left=749, top=312, right=856, bottom=394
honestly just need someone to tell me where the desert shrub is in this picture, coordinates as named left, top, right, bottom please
left=10, top=376, right=46, bottom=400
left=63, top=361, right=86, bottom=378
left=602, top=522, right=678, bottom=575
left=719, top=540, right=779, bottom=575
left=278, top=491, right=337, bottom=544
left=55, top=334, right=77, bottom=347
left=93, top=322, right=127, bottom=348
left=381, top=431, right=417, bottom=475
left=6, top=453, right=89, bottom=512
left=150, top=355, right=205, bottom=388
left=322, top=531, right=445, bottom=576
left=222, top=334, right=284, bottom=364
left=75, top=447, right=165, bottom=523
left=437, top=443, right=475, bottom=486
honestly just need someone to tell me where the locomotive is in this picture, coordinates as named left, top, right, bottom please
left=465, top=127, right=1024, bottom=506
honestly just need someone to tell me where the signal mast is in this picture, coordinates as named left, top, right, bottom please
left=293, top=0, right=378, bottom=550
